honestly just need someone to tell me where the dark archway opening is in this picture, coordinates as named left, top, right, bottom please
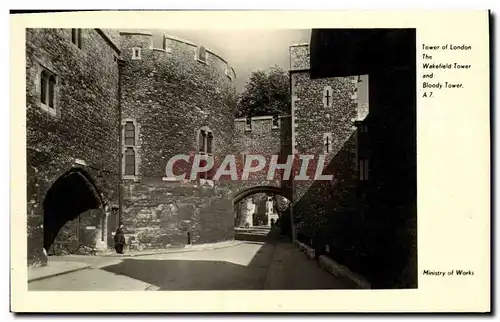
left=43, top=168, right=103, bottom=252
left=233, top=186, right=292, bottom=242
left=232, top=186, right=292, bottom=205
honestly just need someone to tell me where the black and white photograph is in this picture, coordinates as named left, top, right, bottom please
left=10, top=9, right=491, bottom=313
left=24, top=26, right=417, bottom=291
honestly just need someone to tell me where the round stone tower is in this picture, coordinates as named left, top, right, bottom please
left=118, top=31, right=238, bottom=249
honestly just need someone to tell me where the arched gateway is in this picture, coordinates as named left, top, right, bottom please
left=43, top=168, right=105, bottom=252
left=232, top=185, right=292, bottom=205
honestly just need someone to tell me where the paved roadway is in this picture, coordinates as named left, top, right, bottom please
left=29, top=229, right=357, bottom=291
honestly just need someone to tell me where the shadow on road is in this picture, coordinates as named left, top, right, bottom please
left=234, top=227, right=273, bottom=243
left=101, top=228, right=278, bottom=290
left=100, top=228, right=357, bottom=290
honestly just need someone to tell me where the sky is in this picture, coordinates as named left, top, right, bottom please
left=149, top=29, right=311, bottom=93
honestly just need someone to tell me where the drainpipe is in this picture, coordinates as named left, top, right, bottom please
left=288, top=68, right=297, bottom=244
left=117, top=57, right=126, bottom=226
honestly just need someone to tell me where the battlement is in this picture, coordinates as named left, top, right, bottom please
left=119, top=31, right=236, bottom=82
left=290, top=43, right=310, bottom=71
left=235, top=115, right=291, bottom=134
left=163, top=35, right=228, bottom=63
left=164, top=34, right=236, bottom=80
left=119, top=31, right=154, bottom=37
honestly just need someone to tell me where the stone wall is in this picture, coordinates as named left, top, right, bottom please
left=118, top=32, right=238, bottom=249
left=289, top=43, right=366, bottom=267
left=233, top=116, right=292, bottom=189
left=119, top=32, right=237, bottom=179
left=290, top=36, right=417, bottom=289
left=26, top=28, right=121, bottom=264
left=121, top=179, right=234, bottom=249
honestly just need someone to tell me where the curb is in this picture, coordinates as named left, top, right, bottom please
left=296, top=241, right=315, bottom=260
left=98, top=240, right=245, bottom=258
left=294, top=241, right=370, bottom=289
left=28, top=264, right=92, bottom=283
left=318, top=255, right=371, bottom=289
left=29, top=241, right=245, bottom=283
left=144, top=284, right=160, bottom=291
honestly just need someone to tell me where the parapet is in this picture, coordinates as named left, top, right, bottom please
left=119, top=31, right=154, bottom=37
left=163, top=34, right=236, bottom=81
left=120, top=30, right=153, bottom=51
left=118, top=31, right=236, bottom=82
left=290, top=43, right=310, bottom=71
left=235, top=115, right=291, bottom=133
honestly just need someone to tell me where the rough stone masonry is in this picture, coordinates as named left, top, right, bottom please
left=26, top=29, right=294, bottom=265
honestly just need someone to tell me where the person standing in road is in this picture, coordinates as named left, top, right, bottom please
left=114, top=224, right=126, bottom=254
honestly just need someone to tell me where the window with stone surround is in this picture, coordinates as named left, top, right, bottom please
left=245, top=117, right=252, bottom=131
left=132, top=47, right=142, bottom=60
left=71, top=29, right=83, bottom=49
left=123, top=119, right=139, bottom=179
left=272, top=115, right=280, bottom=129
left=207, top=132, right=213, bottom=154
left=241, top=154, right=247, bottom=168
left=359, top=158, right=369, bottom=181
left=39, top=68, right=57, bottom=117
left=199, top=130, right=207, bottom=153
left=196, top=46, right=207, bottom=64
left=323, top=132, right=333, bottom=154
left=125, top=148, right=136, bottom=176
left=124, top=122, right=136, bottom=145
left=198, top=127, right=214, bottom=180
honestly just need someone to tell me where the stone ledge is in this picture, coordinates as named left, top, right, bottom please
left=294, top=241, right=371, bottom=289
left=296, top=240, right=315, bottom=259
left=318, top=255, right=371, bottom=289
left=28, top=261, right=91, bottom=282
left=120, top=31, right=153, bottom=36
left=99, top=240, right=244, bottom=257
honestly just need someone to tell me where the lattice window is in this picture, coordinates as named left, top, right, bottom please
left=39, top=68, right=57, bottom=116
left=124, top=122, right=136, bottom=145
left=125, top=148, right=136, bottom=176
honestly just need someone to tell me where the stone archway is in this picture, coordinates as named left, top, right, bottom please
left=232, top=186, right=292, bottom=228
left=232, top=185, right=292, bottom=205
left=43, top=168, right=105, bottom=253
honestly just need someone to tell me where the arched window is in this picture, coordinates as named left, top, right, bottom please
left=48, top=75, right=56, bottom=108
left=207, top=132, right=213, bottom=154
left=198, top=128, right=214, bottom=155
left=40, top=70, right=49, bottom=105
left=40, top=68, right=57, bottom=115
left=198, top=128, right=214, bottom=180
left=125, top=148, right=136, bottom=176
left=199, top=130, right=207, bottom=153
left=359, top=158, right=369, bottom=181
left=124, top=122, right=135, bottom=145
